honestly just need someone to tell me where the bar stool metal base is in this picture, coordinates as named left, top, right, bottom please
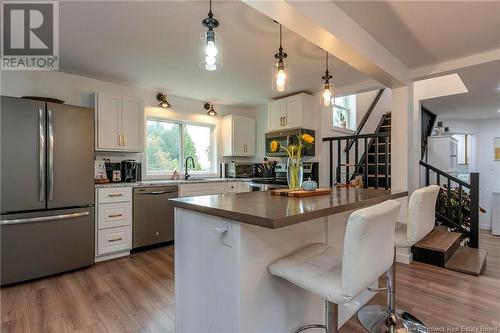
left=358, top=304, right=428, bottom=333
left=294, top=301, right=338, bottom=333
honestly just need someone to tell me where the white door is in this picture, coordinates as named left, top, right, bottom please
left=285, top=97, right=301, bottom=128
left=120, top=98, right=143, bottom=151
left=96, top=93, right=121, bottom=150
left=269, top=102, right=284, bottom=131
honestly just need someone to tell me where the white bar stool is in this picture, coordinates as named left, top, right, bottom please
left=269, top=200, right=401, bottom=333
left=358, top=185, right=440, bottom=333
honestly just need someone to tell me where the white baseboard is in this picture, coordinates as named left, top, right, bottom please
left=396, top=252, right=413, bottom=264
left=95, top=251, right=130, bottom=263
left=480, top=224, right=492, bottom=231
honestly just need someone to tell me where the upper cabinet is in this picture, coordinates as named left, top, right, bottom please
left=222, top=115, right=256, bottom=157
left=268, top=93, right=315, bottom=132
left=95, top=92, right=144, bottom=152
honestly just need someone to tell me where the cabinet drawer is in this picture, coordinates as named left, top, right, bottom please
left=178, top=183, right=225, bottom=197
left=97, top=226, right=131, bottom=255
left=97, top=187, right=132, bottom=203
left=225, top=182, right=239, bottom=193
left=98, top=203, right=131, bottom=229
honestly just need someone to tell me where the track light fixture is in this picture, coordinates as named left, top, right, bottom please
left=204, top=102, right=217, bottom=116
left=156, top=93, right=172, bottom=108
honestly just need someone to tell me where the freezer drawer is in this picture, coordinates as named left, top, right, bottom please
left=0, top=207, right=95, bottom=285
left=133, top=186, right=177, bottom=248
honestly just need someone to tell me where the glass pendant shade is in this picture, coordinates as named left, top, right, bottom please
left=200, top=31, right=223, bottom=71
left=322, top=81, right=334, bottom=107
left=272, top=61, right=289, bottom=92
left=320, top=51, right=334, bottom=106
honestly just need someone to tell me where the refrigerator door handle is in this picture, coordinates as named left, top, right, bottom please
left=39, top=108, right=45, bottom=202
left=1, top=211, right=90, bottom=225
left=48, top=108, right=54, bottom=201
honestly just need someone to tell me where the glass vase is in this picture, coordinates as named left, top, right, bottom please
left=287, top=157, right=303, bottom=190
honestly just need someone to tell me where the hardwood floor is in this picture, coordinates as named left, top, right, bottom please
left=2, top=231, right=499, bottom=333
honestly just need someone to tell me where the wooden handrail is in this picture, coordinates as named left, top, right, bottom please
left=323, top=132, right=390, bottom=142
left=419, top=161, right=469, bottom=187
left=345, top=88, right=385, bottom=152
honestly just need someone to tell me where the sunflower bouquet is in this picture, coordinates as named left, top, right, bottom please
left=270, top=133, right=315, bottom=189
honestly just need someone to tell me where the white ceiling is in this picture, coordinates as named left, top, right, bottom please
left=334, top=1, right=500, bottom=69
left=58, top=1, right=368, bottom=107
left=422, top=60, right=500, bottom=119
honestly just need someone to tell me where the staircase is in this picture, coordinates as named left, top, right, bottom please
left=416, top=161, right=486, bottom=276
left=362, top=113, right=391, bottom=189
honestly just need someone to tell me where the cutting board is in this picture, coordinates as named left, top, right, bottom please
left=270, top=188, right=332, bottom=197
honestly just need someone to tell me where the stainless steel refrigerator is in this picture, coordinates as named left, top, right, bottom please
left=1, top=96, right=95, bottom=285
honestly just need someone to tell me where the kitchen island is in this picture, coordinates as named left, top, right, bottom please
left=169, top=188, right=407, bottom=333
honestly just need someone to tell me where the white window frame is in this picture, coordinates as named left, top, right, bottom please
left=330, top=95, right=356, bottom=133
left=143, top=117, right=217, bottom=180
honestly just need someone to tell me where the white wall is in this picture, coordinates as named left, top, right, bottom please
left=1, top=70, right=259, bottom=177
left=475, top=119, right=500, bottom=229
left=433, top=117, right=500, bottom=230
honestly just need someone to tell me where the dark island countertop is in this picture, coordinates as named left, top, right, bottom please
left=169, top=188, right=408, bottom=229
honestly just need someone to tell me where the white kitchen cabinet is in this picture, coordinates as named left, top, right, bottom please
left=120, top=98, right=143, bottom=151
left=222, top=115, right=256, bottom=157
left=95, top=187, right=132, bottom=259
left=427, top=136, right=459, bottom=174
left=95, top=92, right=144, bottom=152
left=268, top=93, right=315, bottom=132
left=178, top=183, right=226, bottom=197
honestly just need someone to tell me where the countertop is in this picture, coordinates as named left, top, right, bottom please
left=94, top=178, right=253, bottom=188
left=169, top=188, right=408, bottom=229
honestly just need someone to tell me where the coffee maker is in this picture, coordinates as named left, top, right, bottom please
left=121, top=160, right=142, bottom=182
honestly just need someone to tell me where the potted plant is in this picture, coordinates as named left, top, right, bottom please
left=270, top=134, right=315, bottom=190
left=339, top=113, right=347, bottom=128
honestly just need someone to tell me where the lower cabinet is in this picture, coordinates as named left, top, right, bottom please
left=95, top=187, right=132, bottom=260
left=179, top=182, right=251, bottom=197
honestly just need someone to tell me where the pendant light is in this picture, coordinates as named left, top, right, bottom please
left=200, top=0, right=222, bottom=71
left=204, top=102, right=217, bottom=116
left=321, top=51, right=333, bottom=106
left=272, top=24, right=289, bottom=92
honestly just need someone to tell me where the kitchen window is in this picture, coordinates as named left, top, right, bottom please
left=146, top=119, right=215, bottom=177
left=332, top=95, right=356, bottom=131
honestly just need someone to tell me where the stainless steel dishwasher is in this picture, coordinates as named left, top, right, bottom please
left=133, top=186, right=178, bottom=249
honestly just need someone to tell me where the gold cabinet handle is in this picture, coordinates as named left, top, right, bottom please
left=122, top=134, right=125, bottom=146
left=108, top=237, right=123, bottom=243
left=108, top=214, right=123, bottom=218
left=108, top=193, right=123, bottom=197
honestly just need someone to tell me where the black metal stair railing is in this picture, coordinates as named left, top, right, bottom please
left=323, top=132, right=391, bottom=190
left=419, top=160, right=480, bottom=248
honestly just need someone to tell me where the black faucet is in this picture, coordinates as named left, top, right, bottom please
left=184, top=156, right=195, bottom=180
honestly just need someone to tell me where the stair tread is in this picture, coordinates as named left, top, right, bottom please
left=445, top=247, right=487, bottom=276
left=414, top=229, right=462, bottom=252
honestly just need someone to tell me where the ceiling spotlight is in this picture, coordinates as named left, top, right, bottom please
left=204, top=102, right=217, bottom=116
left=156, top=93, right=172, bottom=108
